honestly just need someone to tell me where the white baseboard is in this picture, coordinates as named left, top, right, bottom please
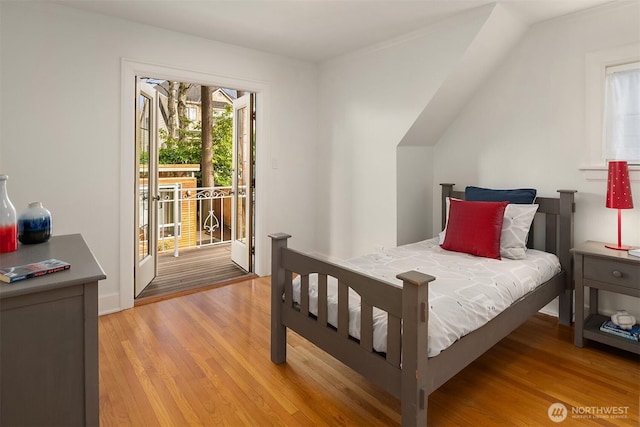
left=539, top=306, right=559, bottom=318
left=99, top=293, right=123, bottom=316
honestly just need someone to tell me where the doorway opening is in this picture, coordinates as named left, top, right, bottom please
left=134, top=77, right=256, bottom=303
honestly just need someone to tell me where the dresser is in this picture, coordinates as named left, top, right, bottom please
left=572, top=240, right=639, bottom=354
left=0, top=234, right=106, bottom=426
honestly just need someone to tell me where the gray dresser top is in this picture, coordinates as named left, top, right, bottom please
left=0, top=234, right=106, bottom=299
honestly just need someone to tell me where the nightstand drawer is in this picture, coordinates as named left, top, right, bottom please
left=583, top=257, right=639, bottom=290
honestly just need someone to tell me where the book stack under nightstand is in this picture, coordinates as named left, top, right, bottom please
left=571, top=241, right=640, bottom=355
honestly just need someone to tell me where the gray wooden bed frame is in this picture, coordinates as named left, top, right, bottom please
left=269, top=183, right=576, bottom=426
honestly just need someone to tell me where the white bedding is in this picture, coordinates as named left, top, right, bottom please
left=291, top=237, right=561, bottom=357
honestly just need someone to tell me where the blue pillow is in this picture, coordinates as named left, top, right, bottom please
left=465, top=186, right=537, bottom=204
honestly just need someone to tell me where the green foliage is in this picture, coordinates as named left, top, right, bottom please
left=158, top=105, right=234, bottom=187
left=158, top=121, right=201, bottom=164
left=211, top=106, right=233, bottom=186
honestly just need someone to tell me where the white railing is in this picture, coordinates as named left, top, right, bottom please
left=157, top=185, right=233, bottom=256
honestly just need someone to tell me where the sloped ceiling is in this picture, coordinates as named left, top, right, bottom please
left=399, top=2, right=528, bottom=146
left=53, top=0, right=613, bottom=63
left=50, top=0, right=615, bottom=151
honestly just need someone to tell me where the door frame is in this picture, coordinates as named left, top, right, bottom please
left=119, top=59, right=270, bottom=311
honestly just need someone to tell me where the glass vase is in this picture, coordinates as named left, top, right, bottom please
left=18, top=202, right=52, bottom=244
left=0, top=175, right=18, bottom=253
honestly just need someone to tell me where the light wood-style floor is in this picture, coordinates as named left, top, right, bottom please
left=100, top=277, right=640, bottom=426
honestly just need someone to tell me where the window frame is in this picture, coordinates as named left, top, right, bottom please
left=186, top=106, right=197, bottom=122
left=583, top=43, right=640, bottom=181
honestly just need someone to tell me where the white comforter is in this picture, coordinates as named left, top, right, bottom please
left=291, top=237, right=561, bottom=357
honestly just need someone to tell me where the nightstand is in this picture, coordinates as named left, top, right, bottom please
left=572, top=241, right=640, bottom=354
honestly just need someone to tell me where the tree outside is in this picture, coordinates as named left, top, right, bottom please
left=157, top=82, right=233, bottom=188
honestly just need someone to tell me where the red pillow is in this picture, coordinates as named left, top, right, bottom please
left=441, top=199, right=508, bottom=259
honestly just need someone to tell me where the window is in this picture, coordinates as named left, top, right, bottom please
left=603, top=62, right=640, bottom=163
left=186, top=106, right=197, bottom=121
left=583, top=44, right=640, bottom=179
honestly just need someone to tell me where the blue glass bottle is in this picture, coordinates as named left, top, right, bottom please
left=18, top=202, right=51, bottom=244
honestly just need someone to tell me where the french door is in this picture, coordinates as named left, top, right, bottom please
left=132, top=81, right=254, bottom=296
left=231, top=94, right=253, bottom=271
left=134, top=79, right=159, bottom=297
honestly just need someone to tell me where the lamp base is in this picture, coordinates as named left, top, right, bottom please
left=605, top=243, right=633, bottom=251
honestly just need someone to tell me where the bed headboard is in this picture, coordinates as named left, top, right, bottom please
left=440, top=183, right=576, bottom=325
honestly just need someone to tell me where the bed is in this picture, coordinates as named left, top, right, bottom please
left=269, top=183, right=576, bottom=426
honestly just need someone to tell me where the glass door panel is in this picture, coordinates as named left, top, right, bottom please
left=138, top=93, right=151, bottom=261
left=134, top=79, right=158, bottom=297
left=231, top=94, right=252, bottom=271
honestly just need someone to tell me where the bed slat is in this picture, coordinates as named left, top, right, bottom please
left=279, top=249, right=403, bottom=317
left=284, top=270, right=293, bottom=308
left=360, top=302, right=373, bottom=351
left=387, top=314, right=401, bottom=367
left=300, top=274, right=310, bottom=315
left=338, top=280, right=349, bottom=338
left=546, top=214, right=558, bottom=254
left=318, top=274, right=328, bottom=326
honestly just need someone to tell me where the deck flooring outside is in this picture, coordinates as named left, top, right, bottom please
left=136, top=243, right=252, bottom=303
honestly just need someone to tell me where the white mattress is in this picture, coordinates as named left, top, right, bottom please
left=291, top=237, right=561, bottom=357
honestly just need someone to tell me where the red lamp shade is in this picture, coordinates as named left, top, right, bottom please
left=606, top=161, right=634, bottom=209
left=605, top=161, right=634, bottom=251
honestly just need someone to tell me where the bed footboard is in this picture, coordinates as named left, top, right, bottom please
left=269, top=233, right=435, bottom=426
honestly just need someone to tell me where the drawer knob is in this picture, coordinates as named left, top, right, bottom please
left=612, top=270, right=623, bottom=278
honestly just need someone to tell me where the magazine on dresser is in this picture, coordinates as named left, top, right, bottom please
left=0, top=259, right=71, bottom=283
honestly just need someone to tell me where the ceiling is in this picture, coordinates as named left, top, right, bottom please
left=54, top=0, right=615, bottom=62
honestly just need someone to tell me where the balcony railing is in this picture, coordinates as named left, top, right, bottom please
left=157, top=185, right=233, bottom=256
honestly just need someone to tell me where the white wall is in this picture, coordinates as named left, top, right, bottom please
left=3, top=1, right=636, bottom=319
left=400, top=3, right=527, bottom=148
left=0, top=1, right=318, bottom=314
left=397, top=146, right=433, bottom=245
left=316, top=5, right=494, bottom=259
left=433, top=2, right=640, bottom=318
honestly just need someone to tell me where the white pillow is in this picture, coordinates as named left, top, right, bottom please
left=439, top=198, right=538, bottom=260
left=500, top=204, right=538, bottom=259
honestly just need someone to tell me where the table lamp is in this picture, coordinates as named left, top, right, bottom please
left=605, top=160, right=634, bottom=250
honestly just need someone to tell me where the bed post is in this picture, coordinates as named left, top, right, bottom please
left=557, top=190, right=576, bottom=326
left=269, top=233, right=291, bottom=364
left=397, top=270, right=435, bottom=427
left=440, top=183, right=455, bottom=229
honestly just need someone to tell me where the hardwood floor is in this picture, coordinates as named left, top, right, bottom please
left=100, top=277, right=640, bottom=426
